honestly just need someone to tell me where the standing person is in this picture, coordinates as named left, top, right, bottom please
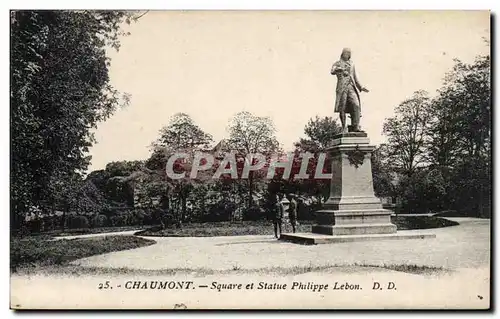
left=287, top=194, right=298, bottom=233
left=273, top=194, right=284, bottom=239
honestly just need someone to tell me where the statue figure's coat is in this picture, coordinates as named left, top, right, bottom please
left=331, top=59, right=364, bottom=114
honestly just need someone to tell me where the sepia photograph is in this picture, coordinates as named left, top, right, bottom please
left=9, top=9, right=491, bottom=310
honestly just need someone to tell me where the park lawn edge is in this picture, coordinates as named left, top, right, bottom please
left=135, top=216, right=459, bottom=237
left=12, top=262, right=451, bottom=277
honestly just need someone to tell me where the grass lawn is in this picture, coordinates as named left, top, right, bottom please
left=27, top=262, right=449, bottom=277
left=136, top=220, right=315, bottom=237
left=393, top=215, right=459, bottom=230
left=433, top=210, right=490, bottom=218
left=10, top=235, right=156, bottom=272
left=136, top=216, right=459, bottom=237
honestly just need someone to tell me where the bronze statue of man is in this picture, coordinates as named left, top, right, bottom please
left=331, top=48, right=369, bottom=133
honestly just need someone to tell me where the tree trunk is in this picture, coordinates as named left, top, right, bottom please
left=175, top=198, right=182, bottom=228
left=181, top=196, right=187, bottom=223
left=12, top=200, right=23, bottom=232
left=11, top=202, right=20, bottom=233
left=248, top=172, right=254, bottom=208
left=62, top=210, right=67, bottom=231
left=478, top=183, right=484, bottom=218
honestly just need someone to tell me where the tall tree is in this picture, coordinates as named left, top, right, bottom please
left=382, top=53, right=491, bottom=216
left=10, top=11, right=141, bottom=229
left=382, top=90, right=433, bottom=177
left=452, top=56, right=490, bottom=160
left=292, top=116, right=341, bottom=203
left=429, top=55, right=491, bottom=216
left=86, top=161, right=144, bottom=208
left=295, top=116, right=342, bottom=152
left=48, top=171, right=107, bottom=230
left=226, top=111, right=280, bottom=207
left=371, top=144, right=395, bottom=198
left=426, top=94, right=462, bottom=168
left=152, top=113, right=213, bottom=151
left=382, top=90, right=434, bottom=214
left=149, top=113, right=214, bottom=224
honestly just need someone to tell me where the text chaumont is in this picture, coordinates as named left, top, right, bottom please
left=124, top=281, right=194, bottom=290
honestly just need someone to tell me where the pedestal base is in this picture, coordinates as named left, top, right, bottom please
left=312, top=223, right=397, bottom=235
left=313, top=208, right=397, bottom=235
left=280, top=232, right=436, bottom=245
left=308, top=133, right=399, bottom=240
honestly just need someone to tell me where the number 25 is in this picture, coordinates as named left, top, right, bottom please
left=98, top=281, right=110, bottom=289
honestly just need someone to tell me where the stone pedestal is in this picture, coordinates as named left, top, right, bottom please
left=280, top=132, right=436, bottom=244
left=311, top=132, right=397, bottom=236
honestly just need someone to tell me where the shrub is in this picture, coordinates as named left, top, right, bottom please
left=242, top=206, right=266, bottom=221
left=297, top=200, right=318, bottom=221
left=43, top=215, right=59, bottom=232
left=125, top=209, right=147, bottom=226
left=142, top=213, right=154, bottom=225
left=110, top=215, right=127, bottom=227
left=132, top=209, right=146, bottom=224
left=27, top=218, right=42, bottom=233
left=151, top=209, right=177, bottom=226
left=92, top=215, right=108, bottom=228
left=202, top=203, right=233, bottom=222
left=67, top=215, right=90, bottom=229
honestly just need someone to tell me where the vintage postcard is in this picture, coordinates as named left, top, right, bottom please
left=10, top=10, right=491, bottom=310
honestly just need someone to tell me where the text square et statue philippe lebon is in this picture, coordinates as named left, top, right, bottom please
left=310, top=48, right=398, bottom=237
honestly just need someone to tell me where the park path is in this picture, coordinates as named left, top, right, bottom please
left=71, top=218, right=490, bottom=271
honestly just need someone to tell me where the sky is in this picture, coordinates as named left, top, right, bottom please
left=87, top=10, right=490, bottom=172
